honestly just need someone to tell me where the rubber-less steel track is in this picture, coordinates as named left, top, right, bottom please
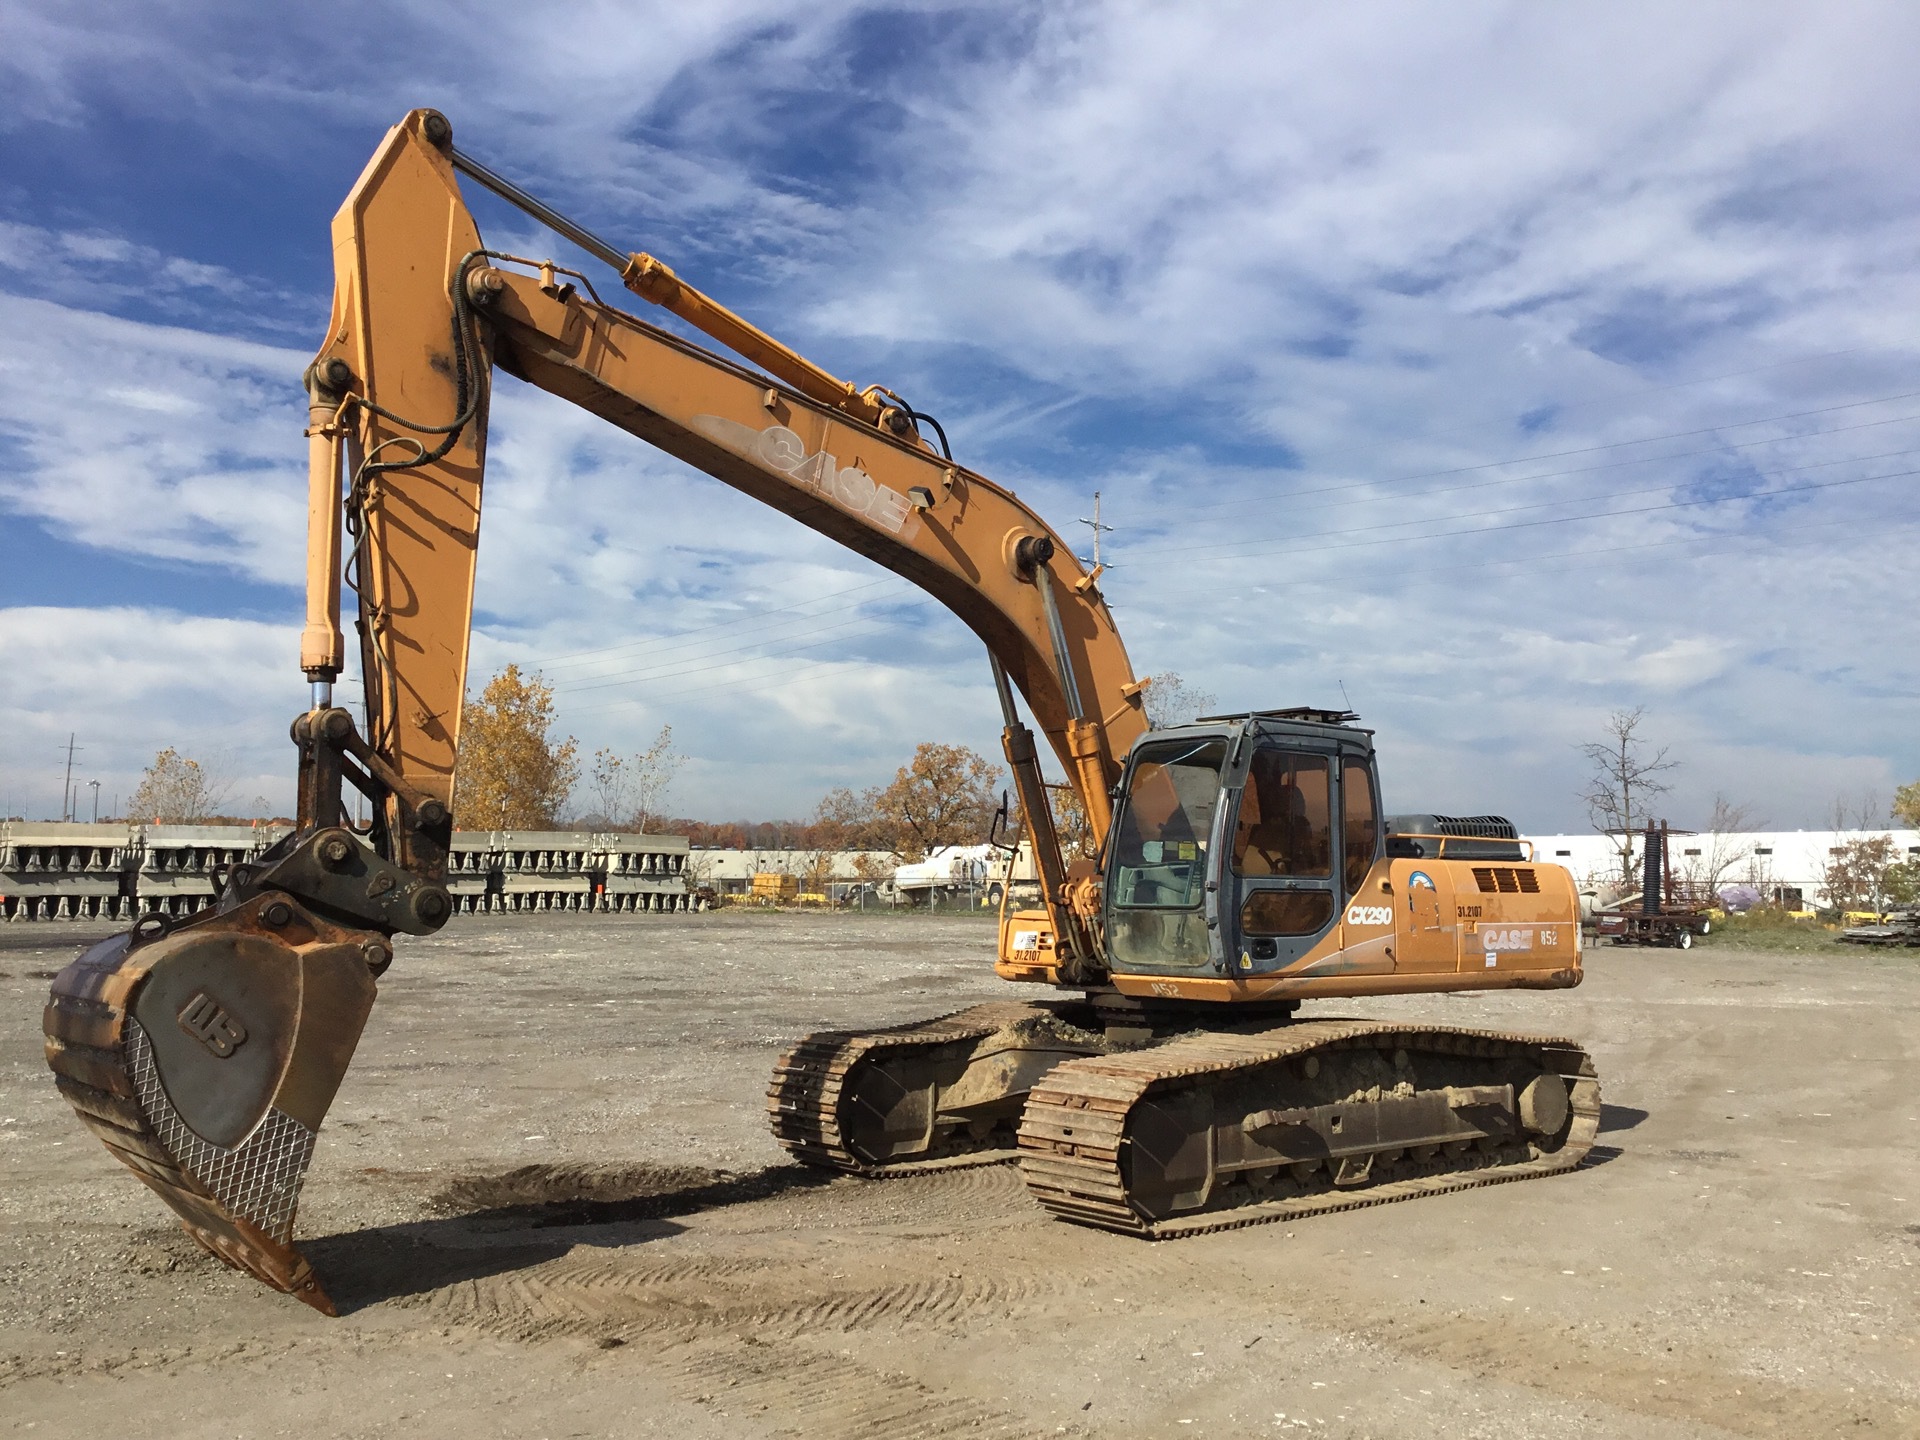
left=41, top=941, right=333, bottom=1311
left=768, top=1002, right=1055, bottom=1175
left=1017, top=1020, right=1599, bottom=1237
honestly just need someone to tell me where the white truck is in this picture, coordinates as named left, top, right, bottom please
left=889, top=841, right=1041, bottom=908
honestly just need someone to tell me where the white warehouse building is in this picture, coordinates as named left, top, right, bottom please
left=1520, top=829, right=1920, bottom=909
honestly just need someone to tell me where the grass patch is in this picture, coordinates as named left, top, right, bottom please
left=1698, top=911, right=1869, bottom=954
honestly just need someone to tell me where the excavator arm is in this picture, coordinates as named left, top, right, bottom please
left=309, top=108, right=1145, bottom=960
left=43, top=109, right=1147, bottom=1308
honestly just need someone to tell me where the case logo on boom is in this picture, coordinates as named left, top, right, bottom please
left=690, top=415, right=921, bottom=539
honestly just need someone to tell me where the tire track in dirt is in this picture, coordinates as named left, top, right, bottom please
left=1305, top=1295, right=1917, bottom=1437
left=395, top=1247, right=1047, bottom=1344
left=647, top=1338, right=1081, bottom=1440
left=388, top=1161, right=1202, bottom=1346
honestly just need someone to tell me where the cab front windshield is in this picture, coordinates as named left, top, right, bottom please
left=1106, top=738, right=1226, bottom=971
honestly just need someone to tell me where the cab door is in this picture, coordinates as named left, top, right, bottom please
left=1336, top=755, right=1395, bottom=963
left=1226, top=746, right=1339, bottom=974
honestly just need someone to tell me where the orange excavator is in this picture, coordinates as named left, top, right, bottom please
left=44, top=111, right=1598, bottom=1313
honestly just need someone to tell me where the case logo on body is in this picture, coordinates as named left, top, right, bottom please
left=1480, top=925, right=1557, bottom=966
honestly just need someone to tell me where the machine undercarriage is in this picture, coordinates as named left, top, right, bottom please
left=771, top=1002, right=1597, bottom=1234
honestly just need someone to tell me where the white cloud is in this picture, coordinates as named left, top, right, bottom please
left=2, top=3, right=1918, bottom=826
left=0, top=606, right=298, bottom=819
left=0, top=292, right=310, bottom=580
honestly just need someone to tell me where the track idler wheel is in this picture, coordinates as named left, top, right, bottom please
left=42, top=893, right=383, bottom=1313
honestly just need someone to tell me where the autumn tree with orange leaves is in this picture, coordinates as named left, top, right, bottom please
left=454, top=665, right=579, bottom=829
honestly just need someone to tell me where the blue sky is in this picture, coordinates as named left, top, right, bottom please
left=2, top=1, right=1916, bottom=829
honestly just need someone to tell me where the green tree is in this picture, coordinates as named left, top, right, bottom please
left=1883, top=858, right=1920, bottom=909
left=1894, top=779, right=1920, bottom=830
left=1821, top=834, right=1898, bottom=915
left=454, top=665, right=579, bottom=829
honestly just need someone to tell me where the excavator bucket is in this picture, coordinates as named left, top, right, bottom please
left=42, top=892, right=379, bottom=1313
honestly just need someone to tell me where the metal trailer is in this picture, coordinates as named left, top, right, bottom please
left=1592, top=820, right=1714, bottom=948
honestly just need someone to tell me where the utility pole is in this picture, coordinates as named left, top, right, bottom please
left=1077, top=491, right=1115, bottom=569
left=59, top=734, right=81, bottom=822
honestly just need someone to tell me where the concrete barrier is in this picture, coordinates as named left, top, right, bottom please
left=0, top=822, right=695, bottom=921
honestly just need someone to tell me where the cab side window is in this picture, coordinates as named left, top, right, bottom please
left=1231, top=750, right=1330, bottom=878
left=1341, top=759, right=1378, bottom=898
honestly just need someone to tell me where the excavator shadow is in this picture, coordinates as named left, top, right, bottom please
left=303, top=1161, right=835, bottom=1312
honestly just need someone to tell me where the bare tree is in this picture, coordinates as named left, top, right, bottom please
left=128, top=748, right=232, bottom=824
left=1683, top=794, right=1766, bottom=901
left=587, top=747, right=630, bottom=826
left=1579, top=707, right=1679, bottom=887
left=1828, top=791, right=1887, bottom=832
left=587, top=725, right=683, bottom=832
left=1141, top=671, right=1217, bottom=730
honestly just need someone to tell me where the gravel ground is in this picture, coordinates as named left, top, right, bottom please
left=1, top=911, right=1915, bottom=1438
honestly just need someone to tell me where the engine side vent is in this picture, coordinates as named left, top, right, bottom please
left=1473, top=866, right=1540, bottom=894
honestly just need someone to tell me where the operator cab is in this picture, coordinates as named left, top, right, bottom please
left=1104, top=708, right=1380, bottom=978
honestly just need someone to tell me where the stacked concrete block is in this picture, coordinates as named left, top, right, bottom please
left=0, top=823, right=137, bottom=922
left=598, top=832, right=694, bottom=912
left=0, top=821, right=693, bottom=921
left=492, top=831, right=596, bottom=913
left=137, top=826, right=262, bottom=919
left=446, top=832, right=498, bottom=915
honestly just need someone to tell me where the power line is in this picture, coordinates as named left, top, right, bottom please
left=562, top=618, right=953, bottom=717
left=533, top=575, right=900, bottom=670
left=1141, top=405, right=1920, bottom=535
left=557, top=488, right=1900, bottom=717
left=551, top=603, right=922, bottom=695
left=1147, top=384, right=1920, bottom=521
left=1232, top=509, right=1880, bottom=595
left=552, top=460, right=1904, bottom=706
left=1173, top=464, right=1915, bottom=566
left=1125, top=444, right=1920, bottom=562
